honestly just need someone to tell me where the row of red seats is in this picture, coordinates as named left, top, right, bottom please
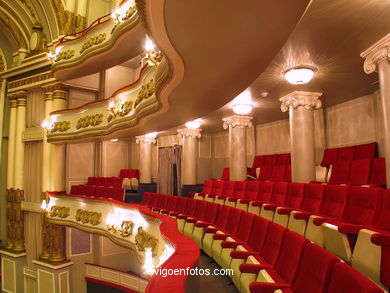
left=321, top=142, right=378, bottom=167
left=252, top=153, right=291, bottom=168
left=70, top=185, right=125, bottom=202
left=119, top=169, right=140, bottom=179
left=86, top=176, right=123, bottom=188
left=141, top=193, right=382, bottom=293
left=328, top=157, right=386, bottom=186
left=221, top=164, right=291, bottom=182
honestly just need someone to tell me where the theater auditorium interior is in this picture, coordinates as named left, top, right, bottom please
left=0, top=0, right=390, bottom=292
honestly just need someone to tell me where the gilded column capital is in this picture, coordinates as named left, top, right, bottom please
left=8, top=96, right=18, bottom=108
left=8, top=90, right=27, bottom=107
left=177, top=128, right=202, bottom=139
left=136, top=135, right=156, bottom=144
left=361, top=33, right=390, bottom=74
left=279, top=91, right=322, bottom=113
left=222, top=115, right=252, bottom=130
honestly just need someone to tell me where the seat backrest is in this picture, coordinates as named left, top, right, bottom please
left=259, top=165, right=273, bottom=181
left=260, top=223, right=287, bottom=266
left=256, top=181, right=274, bottom=202
left=374, top=189, right=390, bottom=232
left=96, top=177, right=105, bottom=186
left=215, top=205, right=231, bottom=230
left=165, top=196, right=177, bottom=211
left=300, top=183, right=326, bottom=213
left=342, top=186, right=384, bottom=225
left=193, top=199, right=208, bottom=220
left=183, top=198, right=198, bottom=215
left=338, top=146, right=356, bottom=162
left=252, top=155, right=266, bottom=169
left=328, top=161, right=351, bottom=184
left=284, top=165, right=291, bottom=182
left=224, top=208, right=242, bottom=235
left=210, top=180, right=224, bottom=196
left=202, top=180, right=214, bottom=194
left=321, top=148, right=339, bottom=167
left=103, top=187, right=114, bottom=198
left=247, top=216, right=270, bottom=252
left=321, top=184, right=349, bottom=219
left=175, top=197, right=187, bottom=213
left=276, top=153, right=291, bottom=165
left=87, top=177, right=97, bottom=185
left=112, top=188, right=124, bottom=201
left=204, top=202, right=220, bottom=223
left=220, top=168, right=230, bottom=181
left=327, top=262, right=383, bottom=293
left=104, top=177, right=113, bottom=187
left=284, top=183, right=306, bottom=209
left=270, top=182, right=289, bottom=205
left=244, top=181, right=261, bottom=200
left=233, top=181, right=248, bottom=199
left=221, top=181, right=236, bottom=198
left=369, top=158, right=386, bottom=186
left=111, top=177, right=123, bottom=188
left=354, top=142, right=378, bottom=160
left=86, top=186, right=96, bottom=196
left=293, top=243, right=339, bottom=293
left=119, top=169, right=128, bottom=178
left=95, top=186, right=105, bottom=197
left=236, top=212, right=255, bottom=242
left=70, top=185, right=79, bottom=195
left=156, top=194, right=168, bottom=209
left=274, top=231, right=310, bottom=284
left=264, top=154, right=278, bottom=166
left=141, top=192, right=151, bottom=205
left=347, top=159, right=372, bottom=185
left=270, top=165, right=287, bottom=182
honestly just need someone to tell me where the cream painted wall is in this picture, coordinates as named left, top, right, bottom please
left=106, top=65, right=139, bottom=98
left=101, top=141, right=129, bottom=177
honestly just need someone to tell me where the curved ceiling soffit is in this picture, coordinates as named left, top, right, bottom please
left=135, top=0, right=185, bottom=125
left=0, top=7, right=29, bottom=50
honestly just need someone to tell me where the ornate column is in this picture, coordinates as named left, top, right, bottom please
left=14, top=91, right=27, bottom=189
left=136, top=135, right=156, bottom=184
left=280, top=91, right=322, bottom=183
left=177, top=128, right=202, bottom=185
left=222, top=115, right=253, bottom=181
left=361, top=34, right=390, bottom=187
left=42, top=86, right=54, bottom=192
left=50, top=84, right=68, bottom=191
left=6, top=94, right=18, bottom=189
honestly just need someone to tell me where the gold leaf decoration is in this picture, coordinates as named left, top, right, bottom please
left=80, top=33, right=107, bottom=54
left=134, top=79, right=155, bottom=109
left=107, top=101, right=133, bottom=122
left=50, top=121, right=71, bottom=133
left=75, top=209, right=102, bottom=225
left=49, top=206, right=70, bottom=218
left=135, top=226, right=158, bottom=256
left=55, top=50, right=75, bottom=62
left=76, top=114, right=103, bottom=129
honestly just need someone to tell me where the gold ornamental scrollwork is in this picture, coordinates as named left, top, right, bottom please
left=80, top=33, right=107, bottom=54
left=135, top=227, right=158, bottom=256
left=107, top=220, right=135, bottom=238
left=75, top=209, right=102, bottom=225
left=50, top=121, right=71, bottom=133
left=49, top=206, right=70, bottom=218
left=76, top=114, right=103, bottom=129
left=111, top=6, right=137, bottom=33
left=55, top=49, right=75, bottom=62
left=107, top=101, right=133, bottom=122
left=134, top=79, right=155, bottom=108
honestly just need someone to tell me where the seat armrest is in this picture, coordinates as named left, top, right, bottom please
left=169, top=211, right=179, bottom=216
left=239, top=264, right=271, bottom=274
left=293, top=211, right=312, bottom=220
left=195, top=221, right=210, bottom=228
left=186, top=217, right=198, bottom=223
left=204, top=227, right=218, bottom=234
left=338, top=224, right=365, bottom=235
left=312, top=216, right=327, bottom=226
left=228, top=197, right=240, bottom=202
left=251, top=201, right=264, bottom=207
left=177, top=214, right=189, bottom=220
left=213, top=234, right=229, bottom=241
left=230, top=250, right=256, bottom=260
left=239, top=199, right=251, bottom=204
left=276, top=207, right=294, bottom=215
left=371, top=233, right=390, bottom=246
left=221, top=241, right=244, bottom=249
left=263, top=204, right=278, bottom=211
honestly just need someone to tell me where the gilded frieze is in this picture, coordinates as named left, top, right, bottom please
left=76, top=114, right=103, bottom=129
left=80, top=33, right=107, bottom=54
left=107, top=101, right=133, bottom=122
left=135, top=226, right=159, bottom=256
left=134, top=79, right=155, bottom=108
left=50, top=121, right=70, bottom=133
left=55, top=49, right=75, bottom=62
left=49, top=206, right=70, bottom=218
left=75, top=209, right=102, bottom=225
left=107, top=220, right=135, bottom=238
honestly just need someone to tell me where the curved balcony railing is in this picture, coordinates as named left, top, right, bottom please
left=50, top=0, right=145, bottom=80
left=46, top=64, right=159, bottom=142
left=46, top=193, right=200, bottom=293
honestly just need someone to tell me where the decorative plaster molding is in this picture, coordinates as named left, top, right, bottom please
left=177, top=128, right=202, bottom=139
left=222, top=115, right=252, bottom=130
left=279, top=91, right=322, bottom=113
left=136, top=135, right=156, bottom=144
left=361, top=34, right=390, bottom=74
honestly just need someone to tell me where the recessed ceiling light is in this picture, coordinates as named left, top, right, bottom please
left=185, top=119, right=202, bottom=129
left=110, top=139, right=118, bottom=142
left=284, top=66, right=316, bottom=85
left=145, top=132, right=157, bottom=138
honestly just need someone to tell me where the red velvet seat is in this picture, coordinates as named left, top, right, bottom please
left=252, top=155, right=266, bottom=169
left=228, top=181, right=248, bottom=203
left=328, top=161, right=351, bottom=184
left=85, top=186, right=96, bottom=196
left=218, top=181, right=236, bottom=199
left=188, top=200, right=208, bottom=221
left=207, top=180, right=225, bottom=199
left=258, top=165, right=273, bottom=181
left=264, top=154, right=278, bottom=166
left=127, top=169, right=140, bottom=179
left=255, top=223, right=287, bottom=266
left=141, top=192, right=152, bottom=205
left=354, top=142, right=378, bottom=160
left=347, top=159, right=372, bottom=185
left=327, top=262, right=383, bottom=293
left=293, top=183, right=326, bottom=218
left=238, top=181, right=261, bottom=204
left=103, top=187, right=113, bottom=199
left=112, top=188, right=124, bottom=201
left=338, top=146, right=356, bottom=162
left=212, top=205, right=232, bottom=230
left=221, top=212, right=255, bottom=246
left=269, top=182, right=289, bottom=206
left=104, top=177, right=113, bottom=187
left=244, top=217, right=270, bottom=253
left=202, top=202, right=220, bottom=224
left=160, top=196, right=178, bottom=214
left=276, top=153, right=291, bottom=165
left=70, top=185, right=79, bottom=195
left=152, top=194, right=168, bottom=211
left=321, top=148, right=339, bottom=167
left=276, top=183, right=306, bottom=213
left=221, top=168, right=230, bottom=181
left=96, top=177, right=105, bottom=186
left=196, top=179, right=214, bottom=198
left=119, top=169, right=129, bottom=178
left=177, top=198, right=198, bottom=220
left=319, top=184, right=349, bottom=221
left=94, top=186, right=105, bottom=197
left=284, top=165, right=291, bottom=182
left=250, top=181, right=274, bottom=207
left=270, top=165, right=287, bottom=182
left=169, top=196, right=187, bottom=216
left=111, top=177, right=123, bottom=188
left=369, top=158, right=386, bottom=186
left=87, top=177, right=97, bottom=185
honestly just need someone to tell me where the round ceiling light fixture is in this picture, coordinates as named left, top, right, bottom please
left=231, top=89, right=254, bottom=115
left=185, top=119, right=202, bottom=130
left=145, top=132, right=158, bottom=138
left=284, top=66, right=317, bottom=85
left=232, top=104, right=253, bottom=115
